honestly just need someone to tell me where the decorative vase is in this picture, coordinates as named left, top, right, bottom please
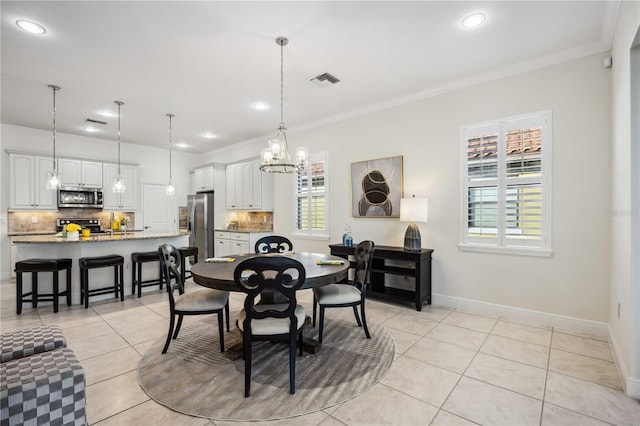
left=67, top=231, right=79, bottom=240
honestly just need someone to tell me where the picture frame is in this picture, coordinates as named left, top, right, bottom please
left=351, top=156, right=403, bottom=217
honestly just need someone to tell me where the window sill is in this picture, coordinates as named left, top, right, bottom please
left=292, top=232, right=330, bottom=241
left=458, top=243, right=552, bottom=257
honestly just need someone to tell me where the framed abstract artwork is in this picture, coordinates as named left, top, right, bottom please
left=351, top=156, right=403, bottom=217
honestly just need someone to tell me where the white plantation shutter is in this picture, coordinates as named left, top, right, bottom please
left=295, top=152, right=328, bottom=235
left=461, top=111, right=551, bottom=255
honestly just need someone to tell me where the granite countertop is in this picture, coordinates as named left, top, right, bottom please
left=214, top=229, right=272, bottom=233
left=12, top=231, right=189, bottom=244
left=8, top=231, right=57, bottom=237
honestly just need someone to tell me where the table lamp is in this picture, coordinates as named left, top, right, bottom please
left=400, top=195, right=429, bottom=251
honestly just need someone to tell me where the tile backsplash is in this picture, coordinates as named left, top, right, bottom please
left=226, top=211, right=273, bottom=231
left=8, top=210, right=135, bottom=234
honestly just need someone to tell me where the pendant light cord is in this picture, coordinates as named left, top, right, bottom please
left=280, top=40, right=284, bottom=127
left=48, top=85, right=60, bottom=171
left=115, top=101, right=124, bottom=175
left=167, top=114, right=173, bottom=181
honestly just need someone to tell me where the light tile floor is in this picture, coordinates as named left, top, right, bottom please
left=2, top=279, right=639, bottom=426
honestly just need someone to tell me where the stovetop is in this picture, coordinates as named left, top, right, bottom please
left=56, top=218, right=102, bottom=232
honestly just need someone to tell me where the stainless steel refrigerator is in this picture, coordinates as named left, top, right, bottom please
left=187, top=193, right=215, bottom=261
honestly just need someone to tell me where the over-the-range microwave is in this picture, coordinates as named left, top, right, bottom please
left=58, top=187, right=103, bottom=208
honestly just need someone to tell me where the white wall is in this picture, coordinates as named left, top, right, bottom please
left=208, top=52, right=613, bottom=325
left=0, top=124, right=198, bottom=277
left=608, top=0, right=640, bottom=397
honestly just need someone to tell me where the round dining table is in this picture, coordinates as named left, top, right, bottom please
left=191, top=252, right=349, bottom=291
left=191, top=252, right=349, bottom=356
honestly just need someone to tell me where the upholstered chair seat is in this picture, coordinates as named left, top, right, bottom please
left=238, top=304, right=306, bottom=335
left=174, top=289, right=229, bottom=312
left=314, top=284, right=362, bottom=305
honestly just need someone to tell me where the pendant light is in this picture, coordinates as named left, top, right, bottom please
left=112, top=100, right=126, bottom=193
left=166, top=113, right=176, bottom=196
left=259, top=36, right=308, bottom=173
left=45, top=84, right=61, bottom=189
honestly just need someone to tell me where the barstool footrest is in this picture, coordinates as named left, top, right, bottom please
left=85, top=287, right=123, bottom=297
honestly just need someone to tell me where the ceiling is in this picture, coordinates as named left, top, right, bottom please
left=1, top=1, right=618, bottom=154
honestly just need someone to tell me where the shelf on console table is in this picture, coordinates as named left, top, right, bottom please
left=329, top=243, right=433, bottom=311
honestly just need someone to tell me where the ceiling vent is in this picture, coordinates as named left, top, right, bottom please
left=309, top=72, right=340, bottom=87
left=85, top=118, right=107, bottom=125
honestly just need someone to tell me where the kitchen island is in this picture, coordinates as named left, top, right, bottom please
left=12, top=232, right=189, bottom=306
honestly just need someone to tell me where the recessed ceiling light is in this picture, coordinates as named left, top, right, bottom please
left=202, top=132, right=217, bottom=139
left=81, top=126, right=100, bottom=133
left=461, top=13, right=486, bottom=28
left=16, top=19, right=46, bottom=34
left=97, top=110, right=117, bottom=118
left=252, top=102, right=269, bottom=110
left=176, top=142, right=189, bottom=148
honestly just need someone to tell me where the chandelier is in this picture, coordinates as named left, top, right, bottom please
left=260, top=37, right=307, bottom=173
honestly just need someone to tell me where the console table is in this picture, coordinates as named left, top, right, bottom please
left=329, top=244, right=433, bottom=311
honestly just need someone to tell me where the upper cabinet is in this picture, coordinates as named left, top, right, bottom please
left=59, top=159, right=103, bottom=188
left=9, top=153, right=57, bottom=210
left=225, top=159, right=272, bottom=211
left=225, top=163, right=243, bottom=209
left=102, top=163, right=137, bottom=210
left=188, top=171, right=196, bottom=195
left=194, top=165, right=215, bottom=192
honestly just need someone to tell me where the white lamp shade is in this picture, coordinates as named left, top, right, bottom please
left=400, top=197, right=429, bottom=222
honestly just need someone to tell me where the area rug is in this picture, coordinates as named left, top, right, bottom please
left=137, top=308, right=395, bottom=421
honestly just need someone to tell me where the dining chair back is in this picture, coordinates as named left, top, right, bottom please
left=158, top=243, right=229, bottom=354
left=313, top=240, right=375, bottom=343
left=234, top=255, right=306, bottom=397
left=254, top=235, right=293, bottom=254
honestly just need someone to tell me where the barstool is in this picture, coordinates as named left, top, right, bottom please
left=79, top=255, right=124, bottom=308
left=15, top=258, right=72, bottom=314
left=178, top=246, right=198, bottom=281
left=131, top=251, right=162, bottom=297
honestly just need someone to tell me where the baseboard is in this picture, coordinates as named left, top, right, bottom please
left=432, top=293, right=609, bottom=338
left=609, top=324, right=640, bottom=399
left=626, top=376, right=640, bottom=399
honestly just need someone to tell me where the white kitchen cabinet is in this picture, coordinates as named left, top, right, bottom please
left=225, top=160, right=272, bottom=211
left=188, top=171, right=196, bottom=195
left=242, top=161, right=258, bottom=209
left=9, top=153, right=57, bottom=210
left=214, top=230, right=271, bottom=256
left=214, top=238, right=231, bottom=257
left=229, top=236, right=250, bottom=255
left=102, top=163, right=137, bottom=210
left=59, top=159, right=103, bottom=188
left=194, top=165, right=215, bottom=192
left=225, top=163, right=243, bottom=209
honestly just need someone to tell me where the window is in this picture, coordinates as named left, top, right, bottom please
left=460, top=111, right=552, bottom=256
left=294, top=152, right=328, bottom=237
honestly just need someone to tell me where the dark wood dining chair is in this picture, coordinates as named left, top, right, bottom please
left=158, top=243, right=230, bottom=354
left=254, top=235, right=293, bottom=254
left=313, top=240, right=375, bottom=343
left=234, top=255, right=306, bottom=397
